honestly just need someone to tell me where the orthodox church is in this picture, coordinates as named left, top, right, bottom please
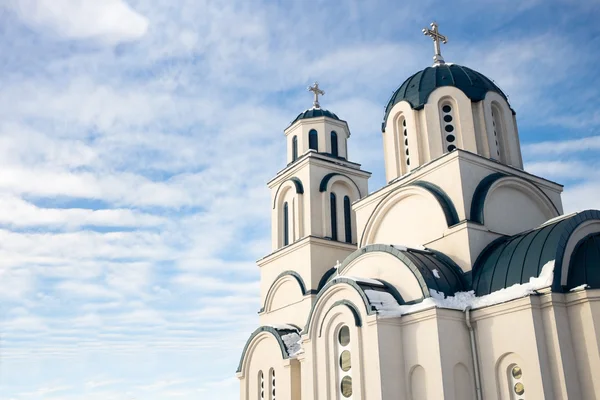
left=236, top=23, right=600, bottom=400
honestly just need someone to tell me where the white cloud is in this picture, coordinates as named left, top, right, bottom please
left=0, top=195, right=166, bottom=229
left=5, top=0, right=149, bottom=44
left=523, top=135, right=600, bottom=156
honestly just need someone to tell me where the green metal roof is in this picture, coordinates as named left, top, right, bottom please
left=290, top=108, right=340, bottom=126
left=383, top=64, right=509, bottom=129
left=472, top=210, right=600, bottom=296
left=339, top=244, right=468, bottom=299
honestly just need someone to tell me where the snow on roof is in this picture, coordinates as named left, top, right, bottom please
left=570, top=284, right=589, bottom=292
left=538, top=212, right=577, bottom=228
left=343, top=276, right=385, bottom=286
left=378, top=260, right=555, bottom=318
left=268, top=324, right=298, bottom=331
left=391, top=244, right=428, bottom=252
left=280, top=331, right=303, bottom=357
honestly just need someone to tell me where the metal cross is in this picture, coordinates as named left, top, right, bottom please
left=422, top=22, right=448, bottom=65
left=308, top=82, right=325, bottom=109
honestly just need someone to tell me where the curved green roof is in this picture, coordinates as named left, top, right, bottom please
left=472, top=210, right=600, bottom=296
left=339, top=244, right=467, bottom=298
left=383, top=64, right=509, bottom=128
left=291, top=108, right=340, bottom=126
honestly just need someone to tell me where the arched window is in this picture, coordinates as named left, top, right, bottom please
left=399, top=116, right=410, bottom=168
left=292, top=135, right=298, bottom=161
left=344, top=196, right=352, bottom=243
left=309, top=129, right=318, bottom=151
left=491, top=104, right=504, bottom=161
left=331, top=131, right=339, bottom=157
left=440, top=102, right=457, bottom=152
left=259, top=370, right=264, bottom=399
left=270, top=369, right=276, bottom=400
left=330, top=193, right=338, bottom=241
left=283, top=202, right=289, bottom=246
left=337, top=325, right=353, bottom=398
left=508, top=364, right=525, bottom=399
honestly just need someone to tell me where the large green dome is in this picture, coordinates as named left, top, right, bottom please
left=383, top=64, right=509, bottom=128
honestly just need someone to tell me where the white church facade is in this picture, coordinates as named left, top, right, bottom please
left=236, top=23, right=600, bottom=400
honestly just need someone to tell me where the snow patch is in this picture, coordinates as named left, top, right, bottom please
left=392, top=244, right=428, bottom=252
left=269, top=324, right=298, bottom=331
left=378, top=261, right=555, bottom=318
left=539, top=212, right=577, bottom=228
left=432, top=269, right=441, bottom=279
left=281, top=331, right=303, bottom=357
left=344, top=276, right=385, bottom=286
left=570, top=284, right=589, bottom=292
left=364, top=289, right=400, bottom=312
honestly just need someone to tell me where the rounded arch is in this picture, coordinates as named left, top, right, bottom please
left=273, top=178, right=305, bottom=248
left=470, top=173, right=559, bottom=226
left=319, top=173, right=362, bottom=198
left=272, top=177, right=304, bottom=209
left=427, top=86, right=479, bottom=155
left=237, top=326, right=291, bottom=375
left=303, top=278, right=383, bottom=338
left=438, top=95, right=462, bottom=153
left=562, top=219, right=600, bottom=288
left=382, top=100, right=419, bottom=182
left=495, top=352, right=527, bottom=400
left=260, top=271, right=309, bottom=313
left=409, top=364, right=427, bottom=400
left=338, top=244, right=467, bottom=300
left=318, top=300, right=363, bottom=337
left=360, top=181, right=459, bottom=247
left=483, top=91, right=522, bottom=168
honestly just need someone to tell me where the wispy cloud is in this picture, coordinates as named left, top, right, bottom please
left=0, top=0, right=599, bottom=399
left=3, top=0, right=149, bottom=44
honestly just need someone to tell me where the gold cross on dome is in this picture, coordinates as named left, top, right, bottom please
left=422, top=22, right=448, bottom=65
left=308, top=82, right=325, bottom=109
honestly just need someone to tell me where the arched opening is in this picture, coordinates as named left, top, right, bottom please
left=259, top=370, right=265, bottom=399
left=292, top=135, right=298, bottom=161
left=440, top=101, right=458, bottom=153
left=283, top=202, right=289, bottom=246
left=398, top=116, right=410, bottom=169
left=270, top=368, right=276, bottom=400
left=309, top=129, right=318, bottom=151
left=491, top=103, right=506, bottom=162
left=330, top=193, right=338, bottom=241
left=331, top=131, right=339, bottom=157
left=337, top=325, right=353, bottom=398
left=344, top=195, right=352, bottom=243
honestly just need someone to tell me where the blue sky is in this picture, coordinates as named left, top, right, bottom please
left=0, top=0, right=599, bottom=398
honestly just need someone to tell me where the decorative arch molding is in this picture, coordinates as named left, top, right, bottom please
left=260, top=270, right=309, bottom=313
left=318, top=300, right=363, bottom=337
left=272, top=177, right=304, bottom=209
left=319, top=173, right=362, bottom=197
left=359, top=181, right=460, bottom=246
left=470, top=173, right=559, bottom=224
left=562, top=219, right=600, bottom=287
left=317, top=267, right=338, bottom=292
left=494, top=352, right=527, bottom=399
left=339, top=244, right=429, bottom=300
left=236, top=326, right=292, bottom=374
left=303, top=277, right=391, bottom=336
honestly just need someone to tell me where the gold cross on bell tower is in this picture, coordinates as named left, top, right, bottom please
left=308, top=82, right=325, bottom=109
left=422, top=22, right=448, bottom=65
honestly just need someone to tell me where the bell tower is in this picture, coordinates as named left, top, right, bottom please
left=258, top=83, right=371, bottom=326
